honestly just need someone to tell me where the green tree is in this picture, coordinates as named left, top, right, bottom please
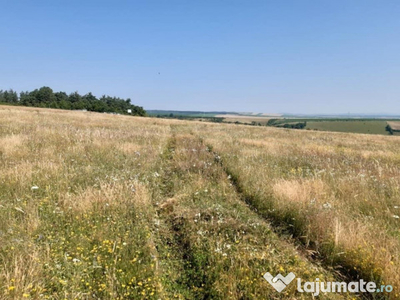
left=36, top=87, right=56, bottom=106
left=0, top=89, right=18, bottom=104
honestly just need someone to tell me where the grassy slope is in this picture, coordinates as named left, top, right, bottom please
left=196, top=123, right=400, bottom=299
left=1, top=106, right=399, bottom=299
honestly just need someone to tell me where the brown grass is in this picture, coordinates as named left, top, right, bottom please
left=387, top=121, right=400, bottom=131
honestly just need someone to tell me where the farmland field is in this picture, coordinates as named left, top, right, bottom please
left=1, top=106, right=400, bottom=299
left=305, top=120, right=390, bottom=135
left=219, top=115, right=273, bottom=125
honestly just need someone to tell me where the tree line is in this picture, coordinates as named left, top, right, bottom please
left=0, top=87, right=146, bottom=116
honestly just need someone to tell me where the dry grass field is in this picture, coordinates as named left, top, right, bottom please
left=1, top=106, right=399, bottom=299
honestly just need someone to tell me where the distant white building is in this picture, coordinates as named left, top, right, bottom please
left=127, top=109, right=132, bottom=114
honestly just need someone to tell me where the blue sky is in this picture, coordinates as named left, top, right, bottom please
left=1, top=1, right=400, bottom=114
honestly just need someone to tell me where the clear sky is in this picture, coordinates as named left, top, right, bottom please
left=1, top=1, right=400, bottom=114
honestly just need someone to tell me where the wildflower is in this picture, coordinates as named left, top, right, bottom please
left=31, top=186, right=39, bottom=191
left=72, top=258, right=81, bottom=263
left=393, top=215, right=399, bottom=219
left=59, top=279, right=67, bottom=285
left=154, top=172, right=160, bottom=177
left=8, top=286, right=15, bottom=291
left=323, top=202, right=332, bottom=209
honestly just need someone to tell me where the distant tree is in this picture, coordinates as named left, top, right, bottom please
left=68, top=92, right=82, bottom=109
left=36, top=87, right=56, bottom=105
left=0, top=89, right=18, bottom=104
left=386, top=125, right=393, bottom=135
left=1, top=86, right=146, bottom=116
left=82, top=93, right=98, bottom=111
left=20, top=91, right=36, bottom=106
left=61, top=100, right=72, bottom=109
left=55, top=91, right=69, bottom=103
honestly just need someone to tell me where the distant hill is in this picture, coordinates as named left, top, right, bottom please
left=148, top=110, right=400, bottom=119
left=147, top=110, right=238, bottom=117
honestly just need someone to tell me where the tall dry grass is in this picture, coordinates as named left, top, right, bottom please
left=1, top=105, right=398, bottom=299
left=195, top=123, right=400, bottom=298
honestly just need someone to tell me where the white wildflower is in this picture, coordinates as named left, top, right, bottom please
left=31, top=186, right=39, bottom=191
left=323, top=202, right=332, bottom=209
